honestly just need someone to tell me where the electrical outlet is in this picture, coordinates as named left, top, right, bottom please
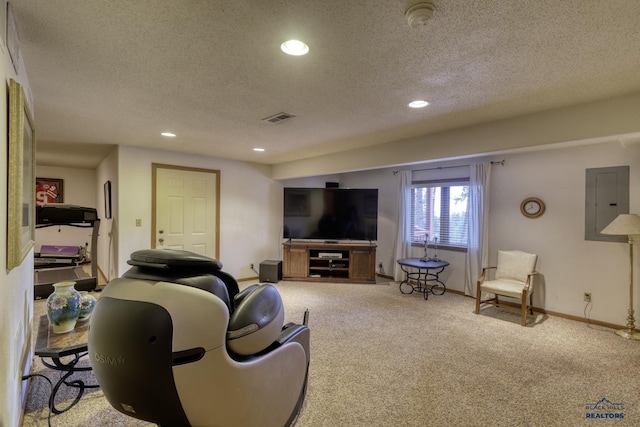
left=583, top=292, right=591, bottom=302
left=250, top=263, right=254, bottom=270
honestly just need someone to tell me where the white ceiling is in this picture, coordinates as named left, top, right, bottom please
left=12, top=1, right=640, bottom=169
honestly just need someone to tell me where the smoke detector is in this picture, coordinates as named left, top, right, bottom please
left=405, top=2, right=435, bottom=29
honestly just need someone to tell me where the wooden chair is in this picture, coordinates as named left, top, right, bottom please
left=475, top=250, right=538, bottom=326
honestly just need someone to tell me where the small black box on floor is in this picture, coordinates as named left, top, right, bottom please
left=260, top=260, right=282, bottom=283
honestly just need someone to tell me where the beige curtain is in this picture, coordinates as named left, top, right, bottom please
left=394, top=170, right=413, bottom=281
left=464, top=162, right=491, bottom=296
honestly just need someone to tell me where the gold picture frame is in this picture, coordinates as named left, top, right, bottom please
left=7, top=79, right=35, bottom=270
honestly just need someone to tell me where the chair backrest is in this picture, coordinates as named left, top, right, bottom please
left=123, top=249, right=239, bottom=310
left=495, top=250, right=537, bottom=283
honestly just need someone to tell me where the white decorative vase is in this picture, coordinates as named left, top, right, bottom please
left=46, top=281, right=81, bottom=333
left=78, top=291, right=97, bottom=321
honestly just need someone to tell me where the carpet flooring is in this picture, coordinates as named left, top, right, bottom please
left=22, top=280, right=640, bottom=426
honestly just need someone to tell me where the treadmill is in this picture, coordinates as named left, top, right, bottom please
left=34, top=204, right=101, bottom=299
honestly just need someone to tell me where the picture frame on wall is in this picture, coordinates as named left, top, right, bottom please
left=35, top=177, right=64, bottom=206
left=7, top=78, right=35, bottom=270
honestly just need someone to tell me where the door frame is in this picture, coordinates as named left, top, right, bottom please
left=151, top=163, right=221, bottom=257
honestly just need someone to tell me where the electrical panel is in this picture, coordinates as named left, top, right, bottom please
left=585, top=166, right=629, bottom=242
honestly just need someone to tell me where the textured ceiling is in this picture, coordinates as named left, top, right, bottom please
left=12, top=0, right=640, bottom=168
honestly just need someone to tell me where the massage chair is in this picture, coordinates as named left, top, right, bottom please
left=88, top=249, right=310, bottom=427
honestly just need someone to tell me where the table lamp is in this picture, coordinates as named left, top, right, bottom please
left=601, top=213, right=640, bottom=340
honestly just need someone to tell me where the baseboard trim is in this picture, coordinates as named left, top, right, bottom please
left=398, top=279, right=632, bottom=331
left=473, top=295, right=633, bottom=331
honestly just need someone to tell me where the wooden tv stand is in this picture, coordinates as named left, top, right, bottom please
left=283, top=241, right=377, bottom=283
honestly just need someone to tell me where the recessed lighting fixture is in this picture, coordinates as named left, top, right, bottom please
left=161, top=132, right=176, bottom=137
left=253, top=148, right=265, bottom=152
left=408, top=100, right=430, bottom=108
left=281, top=40, right=309, bottom=56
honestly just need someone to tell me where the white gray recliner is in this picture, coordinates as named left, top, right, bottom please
left=88, top=249, right=310, bottom=427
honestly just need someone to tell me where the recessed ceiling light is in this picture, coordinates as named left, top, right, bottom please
left=253, top=148, right=265, bottom=152
left=408, top=100, right=430, bottom=108
left=161, top=132, right=176, bottom=137
left=281, top=40, right=309, bottom=56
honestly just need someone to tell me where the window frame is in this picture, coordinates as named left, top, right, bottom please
left=410, top=177, right=470, bottom=253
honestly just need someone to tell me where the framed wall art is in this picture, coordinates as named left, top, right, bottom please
left=7, top=78, right=36, bottom=270
left=35, top=177, right=64, bottom=205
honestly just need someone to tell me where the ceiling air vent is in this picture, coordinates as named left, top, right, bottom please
left=262, top=112, right=296, bottom=124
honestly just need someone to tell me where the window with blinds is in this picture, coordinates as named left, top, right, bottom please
left=410, top=178, right=469, bottom=249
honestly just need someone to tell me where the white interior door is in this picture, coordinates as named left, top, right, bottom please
left=153, top=164, right=220, bottom=258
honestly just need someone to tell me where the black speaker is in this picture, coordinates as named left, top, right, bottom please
left=325, top=182, right=339, bottom=188
left=259, top=260, right=282, bottom=283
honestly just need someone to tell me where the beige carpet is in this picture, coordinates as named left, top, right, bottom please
left=23, top=281, right=640, bottom=426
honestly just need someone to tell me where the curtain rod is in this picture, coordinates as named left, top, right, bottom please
left=392, top=160, right=504, bottom=175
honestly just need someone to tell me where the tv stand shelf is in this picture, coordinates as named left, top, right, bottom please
left=283, top=242, right=376, bottom=283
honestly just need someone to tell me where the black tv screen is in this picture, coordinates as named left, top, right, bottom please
left=283, top=188, right=378, bottom=241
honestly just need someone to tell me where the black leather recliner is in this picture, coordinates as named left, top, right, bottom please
left=88, top=249, right=310, bottom=427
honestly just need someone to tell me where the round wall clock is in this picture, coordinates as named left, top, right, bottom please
left=520, top=197, right=545, bottom=218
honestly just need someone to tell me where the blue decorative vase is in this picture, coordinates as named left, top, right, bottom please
left=78, top=291, right=97, bottom=321
left=46, top=281, right=81, bottom=333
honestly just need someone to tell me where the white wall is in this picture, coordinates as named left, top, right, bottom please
left=322, top=140, right=639, bottom=326
left=34, top=165, right=98, bottom=252
left=0, top=43, right=34, bottom=427
left=116, top=145, right=279, bottom=280
left=96, top=147, right=118, bottom=281
left=489, top=141, right=640, bottom=325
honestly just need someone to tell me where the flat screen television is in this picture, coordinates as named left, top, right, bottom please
left=283, top=187, right=378, bottom=241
